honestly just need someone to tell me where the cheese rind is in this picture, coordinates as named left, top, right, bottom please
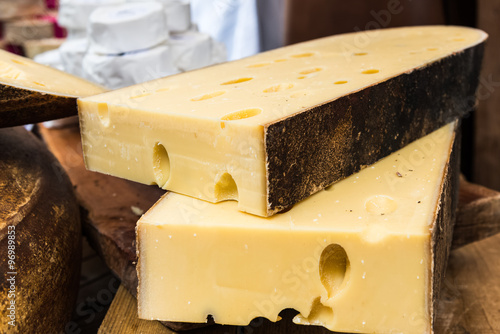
left=0, top=50, right=106, bottom=127
left=80, top=26, right=485, bottom=217
left=137, top=123, right=459, bottom=333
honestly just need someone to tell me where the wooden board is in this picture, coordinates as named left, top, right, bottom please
left=39, top=124, right=500, bottom=333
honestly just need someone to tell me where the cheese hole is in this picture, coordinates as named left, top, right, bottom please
left=191, top=91, right=225, bottom=101
left=354, top=52, right=368, bottom=56
left=97, top=103, right=110, bottom=127
left=153, top=143, right=171, bottom=188
left=334, top=81, right=348, bottom=85
left=299, top=68, right=322, bottom=75
left=156, top=87, right=170, bottom=92
left=302, top=297, right=334, bottom=325
left=221, top=108, right=262, bottom=122
left=11, top=59, right=27, bottom=65
left=221, top=77, right=253, bottom=85
left=361, top=69, right=379, bottom=75
left=297, top=76, right=306, bottom=80
left=33, top=81, right=45, bottom=87
left=453, top=38, right=465, bottom=42
left=263, top=83, right=294, bottom=93
left=427, top=48, right=438, bottom=51
left=319, top=244, right=350, bottom=299
left=365, top=195, right=397, bottom=215
left=291, top=52, right=315, bottom=58
left=214, top=172, right=238, bottom=201
left=130, top=93, right=151, bottom=99
left=274, top=59, right=287, bottom=62
left=246, top=62, right=271, bottom=68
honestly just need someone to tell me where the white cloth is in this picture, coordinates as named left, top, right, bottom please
left=190, top=0, right=260, bottom=60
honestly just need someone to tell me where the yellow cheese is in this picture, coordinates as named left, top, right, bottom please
left=137, top=122, right=458, bottom=334
left=0, top=49, right=103, bottom=98
left=79, top=26, right=485, bottom=217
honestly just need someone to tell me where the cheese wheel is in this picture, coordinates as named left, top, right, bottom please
left=88, top=2, right=167, bottom=54
left=59, top=38, right=88, bottom=78
left=169, top=31, right=212, bottom=72
left=82, top=44, right=178, bottom=90
left=0, top=127, right=81, bottom=333
left=58, top=0, right=126, bottom=30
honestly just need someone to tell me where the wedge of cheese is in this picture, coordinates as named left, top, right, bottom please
left=137, top=122, right=459, bottom=334
left=79, top=26, right=484, bottom=217
left=0, top=50, right=106, bottom=128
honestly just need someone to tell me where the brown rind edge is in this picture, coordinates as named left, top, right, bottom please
left=430, top=124, right=461, bottom=332
left=0, top=83, right=78, bottom=128
left=0, top=127, right=81, bottom=333
left=265, top=42, right=485, bottom=216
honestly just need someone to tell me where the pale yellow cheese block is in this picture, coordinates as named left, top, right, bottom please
left=0, top=49, right=106, bottom=127
left=79, top=25, right=484, bottom=217
left=137, top=122, right=458, bottom=334
left=0, top=49, right=103, bottom=98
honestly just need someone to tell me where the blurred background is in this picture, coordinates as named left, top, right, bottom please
left=1, top=0, right=498, bottom=332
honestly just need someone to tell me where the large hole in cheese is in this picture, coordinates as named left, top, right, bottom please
left=220, top=108, right=262, bottom=129
left=214, top=172, right=238, bottom=202
left=319, top=244, right=350, bottom=299
left=153, top=142, right=171, bottom=187
left=97, top=103, right=110, bottom=127
left=301, top=297, right=334, bottom=325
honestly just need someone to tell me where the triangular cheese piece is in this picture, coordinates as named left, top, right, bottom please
left=137, top=122, right=459, bottom=334
left=79, top=25, right=484, bottom=217
left=0, top=50, right=106, bottom=127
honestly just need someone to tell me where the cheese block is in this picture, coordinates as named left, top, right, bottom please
left=79, top=26, right=485, bottom=217
left=0, top=127, right=81, bottom=333
left=137, top=122, right=460, bottom=334
left=0, top=49, right=106, bottom=128
left=23, top=38, right=66, bottom=59
left=0, top=0, right=45, bottom=21
left=3, top=19, right=54, bottom=45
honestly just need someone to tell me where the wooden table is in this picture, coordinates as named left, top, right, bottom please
left=38, top=124, right=500, bottom=334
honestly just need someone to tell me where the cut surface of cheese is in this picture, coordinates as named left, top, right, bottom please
left=79, top=25, right=485, bottom=217
left=0, top=50, right=106, bottom=127
left=137, top=122, right=459, bottom=334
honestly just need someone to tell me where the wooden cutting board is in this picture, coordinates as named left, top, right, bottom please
left=39, top=124, right=500, bottom=333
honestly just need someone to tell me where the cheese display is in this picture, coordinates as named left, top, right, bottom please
left=79, top=26, right=486, bottom=217
left=137, top=122, right=459, bottom=334
left=0, top=49, right=106, bottom=127
left=88, top=2, right=167, bottom=55
left=0, top=127, right=81, bottom=333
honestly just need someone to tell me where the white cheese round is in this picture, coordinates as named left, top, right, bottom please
left=169, top=31, right=212, bottom=72
left=59, top=38, right=88, bottom=78
left=82, top=44, right=178, bottom=90
left=164, top=1, right=192, bottom=33
left=58, top=0, right=125, bottom=30
left=88, top=2, right=167, bottom=54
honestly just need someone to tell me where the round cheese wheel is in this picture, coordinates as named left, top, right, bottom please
left=0, top=127, right=81, bottom=333
left=88, top=2, right=167, bottom=54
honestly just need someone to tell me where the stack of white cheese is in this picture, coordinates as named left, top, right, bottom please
left=35, top=0, right=226, bottom=90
